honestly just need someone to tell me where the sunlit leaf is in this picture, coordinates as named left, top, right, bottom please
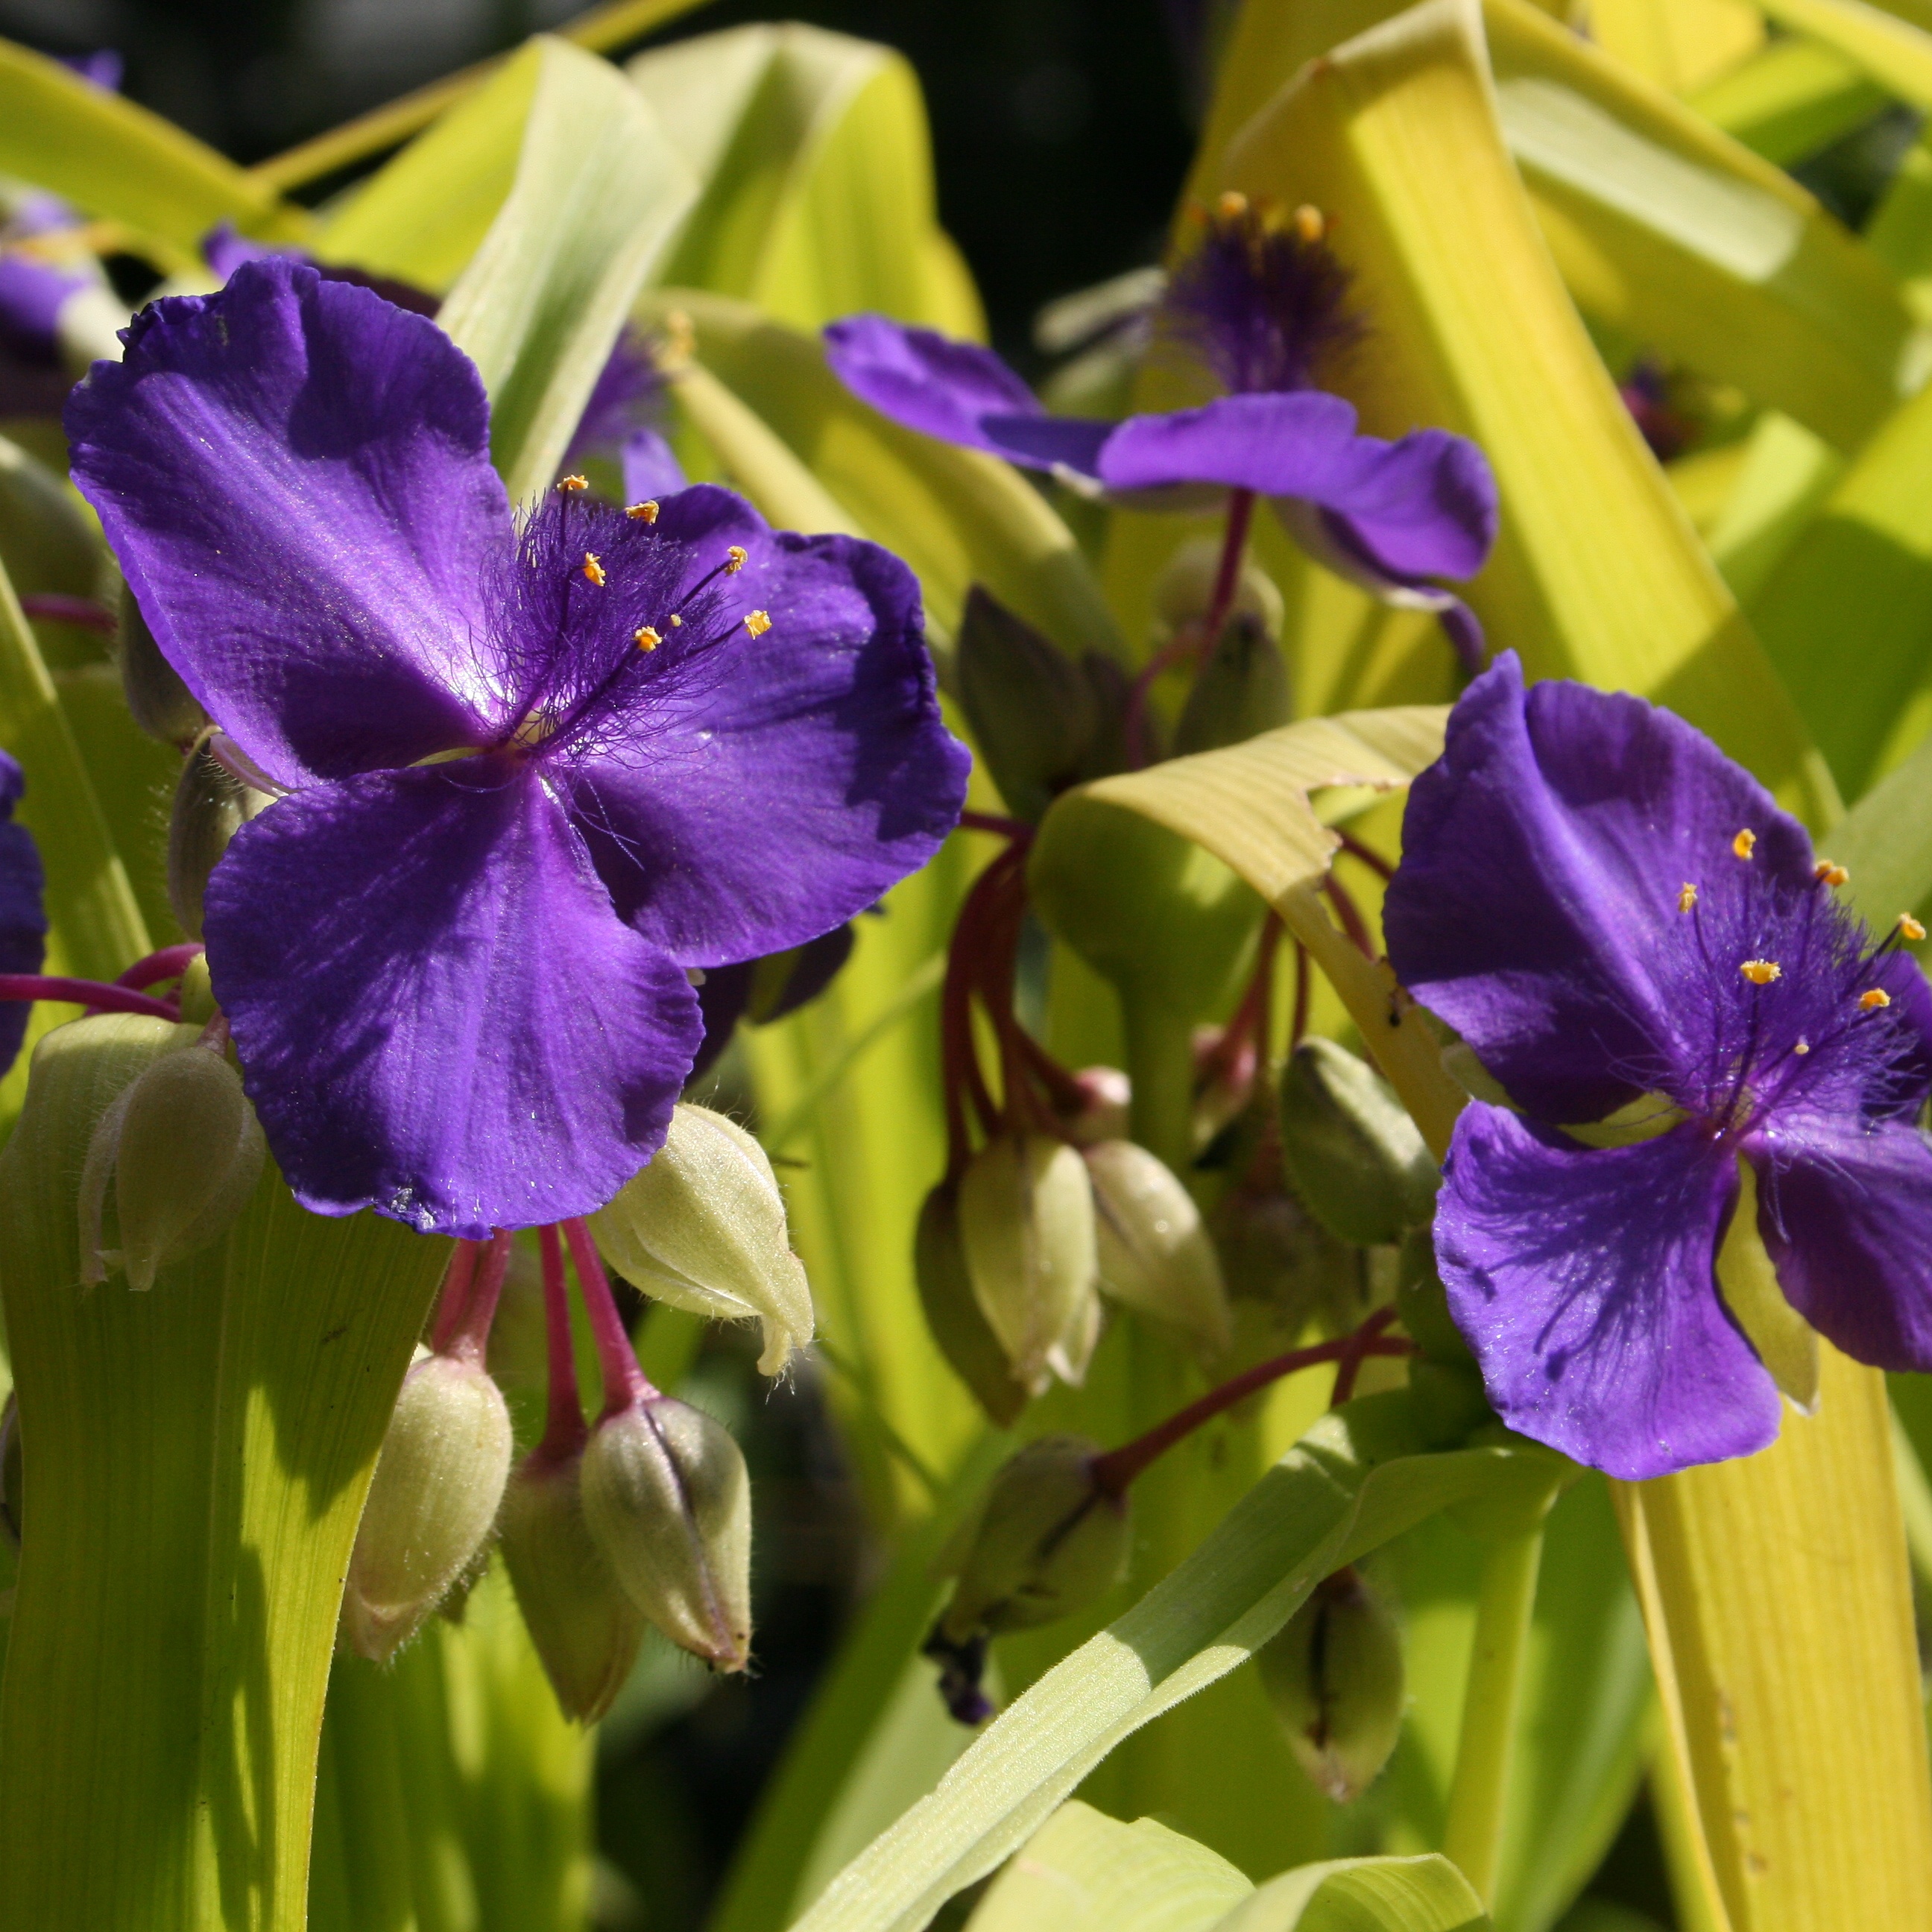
left=1585, top=0, right=1766, bottom=92
left=1685, top=34, right=1888, bottom=164
left=1756, top=0, right=1932, bottom=108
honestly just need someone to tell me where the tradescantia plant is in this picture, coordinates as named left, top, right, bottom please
left=5, top=0, right=1932, bottom=1929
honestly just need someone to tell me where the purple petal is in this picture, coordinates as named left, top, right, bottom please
left=66, top=258, right=515, bottom=790
left=974, top=413, right=1115, bottom=480
left=0, top=256, right=89, bottom=362
left=1385, top=654, right=1814, bottom=1123
left=823, top=314, right=1041, bottom=453
left=1322, top=429, right=1497, bottom=582
left=1749, top=1112, right=1932, bottom=1371
left=549, top=486, right=970, bottom=965
left=1439, top=1104, right=1780, bottom=1479
left=204, top=759, right=701, bottom=1237
left=60, top=49, right=122, bottom=90
left=0, top=752, right=47, bottom=1079
left=201, top=222, right=285, bottom=282
left=620, top=428, right=687, bottom=503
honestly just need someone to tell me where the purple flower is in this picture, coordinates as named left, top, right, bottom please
left=822, top=202, right=1497, bottom=661
left=0, top=751, right=48, bottom=1077
left=1385, top=654, right=1932, bottom=1479
left=66, top=259, right=967, bottom=1237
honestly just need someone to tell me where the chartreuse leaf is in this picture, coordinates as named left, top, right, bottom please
left=1615, top=1340, right=1932, bottom=1932
left=1482, top=0, right=1916, bottom=454
left=631, top=25, right=984, bottom=337
left=650, top=290, right=1125, bottom=660
left=0, top=1015, right=449, bottom=1931
left=1685, top=35, right=1888, bottom=165
left=790, top=1398, right=1560, bottom=1932
left=1583, top=0, right=1766, bottom=92
left=1755, top=0, right=1932, bottom=107
left=312, top=38, right=545, bottom=295
left=1701, top=414, right=1843, bottom=604
left=1205, top=0, right=1834, bottom=820
left=1824, top=724, right=1932, bottom=924
left=438, top=37, right=697, bottom=504
left=0, top=34, right=304, bottom=265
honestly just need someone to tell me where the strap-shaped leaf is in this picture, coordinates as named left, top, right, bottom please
left=438, top=37, right=697, bottom=503
left=1758, top=0, right=1932, bottom=107
left=1213, top=1856, right=1489, bottom=1932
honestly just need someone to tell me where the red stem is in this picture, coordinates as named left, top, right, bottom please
left=18, top=593, right=116, bottom=634
left=1090, top=1322, right=1414, bottom=1496
left=117, top=942, right=204, bottom=991
left=564, top=1218, right=652, bottom=1416
left=1198, top=914, right=1281, bottom=1092
left=1330, top=1303, right=1401, bottom=1405
left=1334, top=827, right=1394, bottom=883
left=1199, top=485, right=1257, bottom=649
left=958, top=810, right=1035, bottom=844
left=1290, top=941, right=1310, bottom=1048
left=536, top=1225, right=587, bottom=1462
left=0, top=973, right=177, bottom=1020
left=439, top=1230, right=511, bottom=1365
left=1322, top=874, right=1377, bottom=960
left=429, top=1241, right=481, bottom=1356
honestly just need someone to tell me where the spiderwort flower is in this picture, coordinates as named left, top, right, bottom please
left=0, top=751, right=48, bottom=1078
left=66, top=259, right=967, bottom=1236
left=1384, top=654, right=1932, bottom=1479
left=823, top=196, right=1497, bottom=659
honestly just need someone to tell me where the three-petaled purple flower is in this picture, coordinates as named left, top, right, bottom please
left=1386, top=655, right=1932, bottom=1479
left=823, top=198, right=1498, bottom=666
left=0, top=750, right=47, bottom=1078
left=66, top=258, right=968, bottom=1237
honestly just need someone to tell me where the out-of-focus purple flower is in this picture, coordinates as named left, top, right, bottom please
left=67, top=259, right=968, bottom=1237
left=689, top=923, right=857, bottom=1083
left=824, top=198, right=1497, bottom=660
left=0, top=751, right=48, bottom=1079
left=1385, top=654, right=1932, bottom=1480
left=58, top=49, right=124, bottom=90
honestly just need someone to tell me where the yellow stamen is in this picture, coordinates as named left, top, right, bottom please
left=1678, top=882, right=1697, bottom=913
left=582, top=553, right=605, bottom=587
left=668, top=614, right=683, bottom=628
left=1794, top=1038, right=1811, bottom=1055
left=1740, top=959, right=1781, bottom=985
left=744, top=610, right=772, bottom=638
left=1292, top=203, right=1325, bottom=244
left=725, top=545, right=748, bottom=573
left=1902, top=914, right=1926, bottom=942
left=626, top=499, right=660, bottom=523
left=634, top=627, right=661, bottom=651
left=1815, top=859, right=1849, bottom=888
left=556, top=474, right=590, bottom=493
left=1861, top=988, right=1893, bottom=1011
left=1216, top=190, right=1248, bottom=222
left=1733, top=829, right=1756, bottom=860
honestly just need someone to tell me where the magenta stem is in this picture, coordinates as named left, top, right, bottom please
left=1334, top=828, right=1395, bottom=883
left=1199, top=485, right=1257, bottom=653
left=1330, top=1304, right=1402, bottom=1406
left=1090, top=1322, right=1414, bottom=1497
left=958, top=810, right=1035, bottom=843
left=449, top=1230, right=514, bottom=1363
left=117, top=943, right=204, bottom=991
left=0, top=974, right=177, bottom=1020
left=429, top=1242, right=482, bottom=1357
left=18, top=593, right=116, bottom=634
left=536, top=1225, right=587, bottom=1461
left=564, top=1218, right=652, bottom=1415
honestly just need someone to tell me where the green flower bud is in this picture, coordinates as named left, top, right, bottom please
left=118, top=582, right=206, bottom=746
left=1029, top=799, right=1263, bottom=1024
left=935, top=1436, right=1129, bottom=1644
left=957, top=1134, right=1100, bottom=1391
left=1395, top=1227, right=1473, bottom=1366
left=1278, top=1038, right=1437, bottom=1246
left=1082, top=1139, right=1231, bottom=1354
left=1210, top=1175, right=1360, bottom=1324
left=167, top=743, right=272, bottom=941
left=956, top=586, right=1099, bottom=823
left=916, top=1183, right=1027, bottom=1428
left=343, top=1351, right=514, bottom=1662
left=590, top=1103, right=812, bottom=1376
left=579, top=1395, right=751, bottom=1671
left=78, top=1037, right=265, bottom=1292
left=1172, top=610, right=1291, bottom=757
left=1059, top=1064, right=1130, bottom=1146
left=499, top=1450, right=645, bottom=1723
left=1150, top=534, right=1284, bottom=643
left=1257, top=1569, right=1406, bottom=1803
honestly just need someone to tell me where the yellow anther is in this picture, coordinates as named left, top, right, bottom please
left=1902, top=914, right=1927, bottom=942
left=1815, top=859, right=1849, bottom=888
left=1216, top=190, right=1249, bottom=222
left=625, top=500, right=660, bottom=524
left=1733, top=830, right=1756, bottom=860
left=1678, top=883, right=1697, bottom=913
left=668, top=613, right=683, bottom=628
left=556, top=474, right=590, bottom=493
left=724, top=545, right=748, bottom=573
left=1794, top=1038, right=1811, bottom=1055
left=1740, top=959, right=1781, bottom=986
left=634, top=627, right=661, bottom=652
left=744, top=610, right=772, bottom=638
left=1861, top=988, right=1893, bottom=1011
left=1292, top=203, right=1325, bottom=244
left=582, top=553, right=605, bottom=587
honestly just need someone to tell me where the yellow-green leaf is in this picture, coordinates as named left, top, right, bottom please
left=1686, top=35, right=1889, bottom=164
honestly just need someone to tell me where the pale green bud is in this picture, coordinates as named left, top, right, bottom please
left=1210, top=1180, right=1360, bottom=1330
left=956, top=585, right=1099, bottom=822
left=580, top=1395, right=751, bottom=1671
left=1172, top=610, right=1291, bottom=757
left=935, top=1436, right=1129, bottom=1643
left=343, top=1351, right=514, bottom=1663
left=167, top=743, right=272, bottom=940
left=1060, top=1065, right=1130, bottom=1146
left=916, top=1183, right=1028, bottom=1428
left=957, top=1134, right=1100, bottom=1392
left=1278, top=1038, right=1437, bottom=1246
left=499, top=1451, right=645, bottom=1723
left=1150, top=534, right=1284, bottom=643
left=118, top=582, right=206, bottom=746
left=78, top=1037, right=265, bottom=1291
left=1257, top=1569, right=1405, bottom=1803
left=1082, top=1139, right=1231, bottom=1354
left=590, top=1103, right=812, bottom=1376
